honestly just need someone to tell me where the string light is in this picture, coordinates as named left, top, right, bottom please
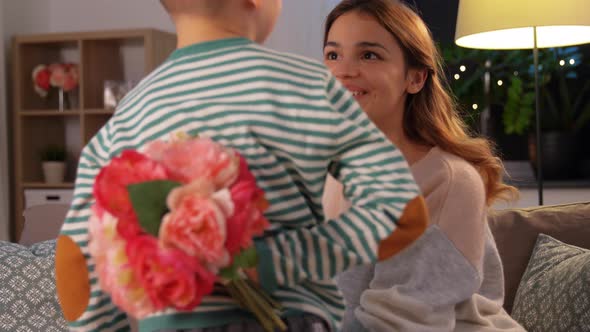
left=459, top=65, right=466, bottom=72
left=454, top=74, right=460, bottom=80
left=559, top=59, right=566, bottom=66
left=472, top=104, right=478, bottom=110
left=497, top=80, right=503, bottom=86
left=569, top=59, right=576, bottom=65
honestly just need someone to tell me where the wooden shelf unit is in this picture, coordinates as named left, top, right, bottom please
left=22, top=182, right=76, bottom=189
left=11, top=29, right=176, bottom=241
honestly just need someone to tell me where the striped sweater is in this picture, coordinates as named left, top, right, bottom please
left=55, top=37, right=424, bottom=332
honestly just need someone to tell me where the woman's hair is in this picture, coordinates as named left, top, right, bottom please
left=324, top=0, right=517, bottom=205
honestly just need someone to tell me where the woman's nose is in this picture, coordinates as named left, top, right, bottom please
left=330, top=59, right=360, bottom=79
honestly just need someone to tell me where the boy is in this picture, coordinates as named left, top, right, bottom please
left=55, top=0, right=428, bottom=331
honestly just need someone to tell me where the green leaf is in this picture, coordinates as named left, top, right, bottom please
left=574, top=101, right=590, bottom=132
left=233, top=247, right=258, bottom=269
left=557, top=72, right=572, bottom=123
left=543, top=88, right=559, bottom=124
left=219, top=265, right=239, bottom=280
left=127, top=180, right=182, bottom=236
left=219, top=248, right=259, bottom=281
left=573, top=81, right=590, bottom=121
left=503, top=76, right=536, bottom=135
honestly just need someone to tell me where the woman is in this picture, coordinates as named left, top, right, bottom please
left=322, top=0, right=524, bottom=331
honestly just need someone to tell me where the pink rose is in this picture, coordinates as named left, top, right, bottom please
left=49, top=63, right=66, bottom=88
left=142, top=139, right=169, bottom=161
left=160, top=192, right=230, bottom=269
left=32, top=65, right=50, bottom=97
left=144, top=137, right=240, bottom=188
left=62, top=63, right=79, bottom=91
left=115, top=215, right=144, bottom=240
left=89, top=213, right=155, bottom=318
left=166, top=179, right=215, bottom=210
left=126, top=235, right=215, bottom=311
left=225, top=157, right=270, bottom=254
left=154, top=249, right=215, bottom=311
left=234, top=155, right=257, bottom=183
left=93, top=150, right=169, bottom=238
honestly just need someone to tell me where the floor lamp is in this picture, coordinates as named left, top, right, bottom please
left=455, top=0, right=590, bottom=205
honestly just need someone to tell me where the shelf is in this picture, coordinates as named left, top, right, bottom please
left=22, top=182, right=75, bottom=189
left=19, top=116, right=81, bottom=184
left=81, top=38, right=144, bottom=109
left=83, top=112, right=113, bottom=143
left=15, top=29, right=161, bottom=44
left=19, top=110, right=82, bottom=116
left=84, top=108, right=115, bottom=115
left=18, top=109, right=116, bottom=116
left=11, top=28, right=176, bottom=242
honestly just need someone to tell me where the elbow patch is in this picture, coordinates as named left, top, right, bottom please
left=378, top=195, right=428, bottom=260
left=55, top=235, right=90, bottom=322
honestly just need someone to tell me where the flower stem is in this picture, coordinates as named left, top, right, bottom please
left=229, top=280, right=274, bottom=332
left=245, top=278, right=283, bottom=310
left=225, top=282, right=247, bottom=309
left=237, top=280, right=287, bottom=331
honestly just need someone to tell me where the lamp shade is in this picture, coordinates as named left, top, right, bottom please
left=455, top=0, right=590, bottom=49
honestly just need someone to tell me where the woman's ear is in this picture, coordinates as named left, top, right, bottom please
left=407, top=68, right=428, bottom=94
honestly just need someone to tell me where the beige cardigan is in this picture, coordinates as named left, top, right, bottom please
left=324, top=147, right=524, bottom=331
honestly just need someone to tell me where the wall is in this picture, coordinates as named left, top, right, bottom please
left=266, top=0, right=337, bottom=60
left=2, top=0, right=51, bottom=54
left=47, top=0, right=174, bottom=34
left=46, top=0, right=336, bottom=60
left=0, top=2, right=7, bottom=241
left=0, top=0, right=52, bottom=241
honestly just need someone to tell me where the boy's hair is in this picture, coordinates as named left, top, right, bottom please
left=160, top=0, right=226, bottom=15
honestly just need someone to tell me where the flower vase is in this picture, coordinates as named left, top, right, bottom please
left=58, top=88, right=70, bottom=111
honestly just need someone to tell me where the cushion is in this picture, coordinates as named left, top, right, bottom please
left=0, top=240, right=67, bottom=331
left=511, top=234, right=590, bottom=331
left=488, top=201, right=590, bottom=313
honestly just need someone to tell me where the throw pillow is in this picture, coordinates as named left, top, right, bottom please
left=0, top=240, right=67, bottom=332
left=512, top=234, right=590, bottom=332
left=488, top=201, right=590, bottom=313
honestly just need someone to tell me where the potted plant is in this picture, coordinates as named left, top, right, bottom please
left=501, top=47, right=582, bottom=135
left=40, top=144, right=66, bottom=184
left=441, top=46, right=543, bottom=129
left=527, top=68, right=590, bottom=179
left=443, top=44, right=589, bottom=177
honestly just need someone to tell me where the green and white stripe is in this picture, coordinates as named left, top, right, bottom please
left=59, top=37, right=419, bottom=331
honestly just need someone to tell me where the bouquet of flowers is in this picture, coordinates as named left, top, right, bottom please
left=88, top=132, right=286, bottom=331
left=32, top=63, right=79, bottom=98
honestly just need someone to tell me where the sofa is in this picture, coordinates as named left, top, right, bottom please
left=0, top=204, right=69, bottom=332
left=488, top=201, right=590, bottom=330
left=1, top=201, right=589, bottom=331
left=0, top=239, right=67, bottom=331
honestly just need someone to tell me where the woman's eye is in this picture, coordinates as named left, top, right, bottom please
left=362, top=52, right=379, bottom=60
left=325, top=51, right=339, bottom=60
